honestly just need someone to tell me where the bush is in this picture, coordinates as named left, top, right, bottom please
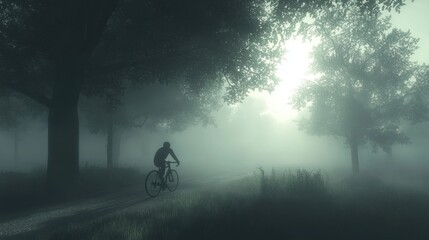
left=259, top=168, right=328, bottom=199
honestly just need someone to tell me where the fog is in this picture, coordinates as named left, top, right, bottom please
left=2, top=95, right=429, bottom=185
left=4, top=1, right=429, bottom=239
left=2, top=0, right=429, bottom=187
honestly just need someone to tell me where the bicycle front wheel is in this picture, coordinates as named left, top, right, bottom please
left=166, top=169, right=179, bottom=192
left=145, top=170, right=162, bottom=197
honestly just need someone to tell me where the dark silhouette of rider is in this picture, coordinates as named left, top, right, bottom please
left=154, top=141, right=180, bottom=188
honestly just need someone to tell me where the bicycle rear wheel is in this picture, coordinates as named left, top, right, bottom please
left=145, top=170, right=162, bottom=197
left=166, top=169, right=179, bottom=192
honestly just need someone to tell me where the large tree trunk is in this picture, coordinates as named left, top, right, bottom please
left=47, top=55, right=84, bottom=193
left=350, top=135, right=359, bottom=174
left=46, top=0, right=118, bottom=193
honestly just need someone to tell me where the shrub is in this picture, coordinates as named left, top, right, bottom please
left=258, top=168, right=328, bottom=199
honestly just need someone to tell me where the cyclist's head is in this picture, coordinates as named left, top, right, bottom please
left=163, top=141, right=171, bottom=148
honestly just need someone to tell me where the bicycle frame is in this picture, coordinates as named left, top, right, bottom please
left=159, top=161, right=178, bottom=184
left=146, top=161, right=179, bottom=197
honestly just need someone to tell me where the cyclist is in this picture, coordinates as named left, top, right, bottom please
left=153, top=141, right=180, bottom=189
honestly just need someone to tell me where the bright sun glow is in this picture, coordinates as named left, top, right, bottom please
left=250, top=37, right=317, bottom=121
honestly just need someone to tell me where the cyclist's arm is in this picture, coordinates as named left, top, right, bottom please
left=169, top=149, right=180, bottom=165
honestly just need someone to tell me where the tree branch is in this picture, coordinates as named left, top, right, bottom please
left=84, top=0, right=120, bottom=54
left=0, top=82, right=51, bottom=108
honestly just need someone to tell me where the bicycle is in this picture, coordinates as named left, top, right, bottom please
left=145, top=161, right=179, bottom=197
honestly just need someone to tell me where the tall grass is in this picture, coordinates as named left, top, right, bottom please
left=259, top=168, right=327, bottom=198
left=47, top=168, right=429, bottom=240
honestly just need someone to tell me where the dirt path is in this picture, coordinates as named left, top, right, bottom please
left=0, top=171, right=251, bottom=240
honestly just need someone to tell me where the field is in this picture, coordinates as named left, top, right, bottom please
left=45, top=168, right=429, bottom=240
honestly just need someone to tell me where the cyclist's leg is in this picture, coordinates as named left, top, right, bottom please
left=159, top=165, right=166, bottom=188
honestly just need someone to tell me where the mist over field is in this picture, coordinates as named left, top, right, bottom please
left=2, top=91, right=429, bottom=188
left=1, top=0, right=429, bottom=239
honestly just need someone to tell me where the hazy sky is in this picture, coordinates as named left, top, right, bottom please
left=256, top=0, right=429, bottom=122
left=390, top=0, right=429, bottom=64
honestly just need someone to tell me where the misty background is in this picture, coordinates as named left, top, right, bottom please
left=1, top=0, right=428, bottom=185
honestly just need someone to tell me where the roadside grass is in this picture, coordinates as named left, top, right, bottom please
left=0, top=167, right=144, bottom=215
left=47, top=168, right=429, bottom=240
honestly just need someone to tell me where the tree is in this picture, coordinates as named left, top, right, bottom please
left=0, top=0, right=409, bottom=192
left=81, top=81, right=221, bottom=168
left=0, top=0, right=279, bottom=192
left=293, top=3, right=423, bottom=174
left=0, top=0, right=120, bottom=192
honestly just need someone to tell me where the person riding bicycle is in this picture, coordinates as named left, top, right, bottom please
left=153, top=141, right=180, bottom=189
